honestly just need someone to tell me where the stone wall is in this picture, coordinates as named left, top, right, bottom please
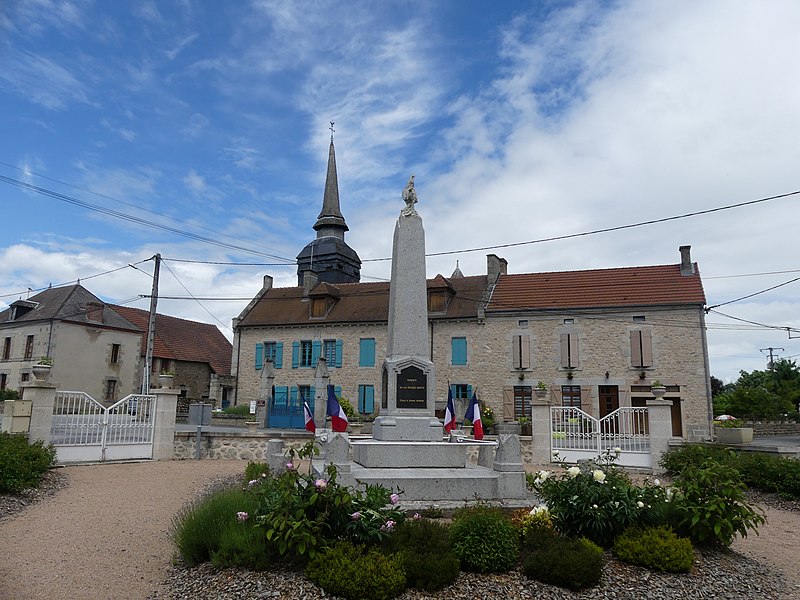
left=750, top=422, right=800, bottom=436
left=235, top=304, right=711, bottom=441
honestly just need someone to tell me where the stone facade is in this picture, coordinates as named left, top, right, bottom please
left=235, top=304, right=711, bottom=441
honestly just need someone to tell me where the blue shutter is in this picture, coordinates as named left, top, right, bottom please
left=334, top=385, right=341, bottom=400
left=365, top=385, right=374, bottom=414
left=450, top=384, right=456, bottom=398
left=275, top=342, right=283, bottom=369
left=452, top=337, right=467, bottom=365
left=312, top=340, right=321, bottom=366
left=467, top=384, right=473, bottom=399
left=292, top=341, right=300, bottom=369
left=335, top=339, right=343, bottom=368
left=290, top=387, right=298, bottom=404
left=255, top=343, right=263, bottom=369
left=309, top=386, right=315, bottom=411
left=359, top=338, right=375, bottom=367
left=274, top=386, right=288, bottom=405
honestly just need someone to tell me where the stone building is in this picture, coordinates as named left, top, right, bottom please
left=231, top=140, right=712, bottom=442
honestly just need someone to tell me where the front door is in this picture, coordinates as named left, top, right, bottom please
left=599, top=385, right=619, bottom=434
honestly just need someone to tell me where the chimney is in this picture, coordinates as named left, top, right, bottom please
left=262, top=275, right=273, bottom=291
left=679, top=245, right=694, bottom=276
left=303, top=270, right=318, bottom=296
left=487, top=254, right=508, bottom=283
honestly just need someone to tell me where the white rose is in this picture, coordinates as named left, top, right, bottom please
left=538, top=470, right=550, bottom=481
left=653, top=478, right=661, bottom=487
left=593, top=469, right=606, bottom=483
left=567, top=466, right=581, bottom=478
left=637, top=501, right=644, bottom=508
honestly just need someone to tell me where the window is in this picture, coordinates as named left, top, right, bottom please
left=110, top=343, right=120, bottom=364
left=358, top=385, right=375, bottom=414
left=633, top=315, right=646, bottom=322
left=560, top=333, right=579, bottom=368
left=561, top=385, right=581, bottom=408
left=514, top=386, right=532, bottom=419
left=300, top=341, right=313, bottom=367
left=452, top=383, right=471, bottom=400
left=324, top=339, right=337, bottom=365
left=311, top=298, right=327, bottom=318
left=451, top=337, right=467, bottom=366
left=630, top=330, right=653, bottom=368
left=428, top=291, right=447, bottom=312
left=563, top=318, right=574, bottom=324
left=298, top=385, right=312, bottom=403
left=518, top=320, right=528, bottom=327
left=359, top=338, right=376, bottom=367
left=512, top=334, right=531, bottom=370
left=24, top=335, right=34, bottom=360
left=2, top=337, right=10, bottom=360
left=21, top=372, right=30, bottom=382
left=0, top=373, right=6, bottom=390
left=256, top=342, right=283, bottom=369
left=105, top=379, right=117, bottom=401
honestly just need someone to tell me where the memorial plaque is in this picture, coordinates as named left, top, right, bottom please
left=396, top=366, right=427, bottom=409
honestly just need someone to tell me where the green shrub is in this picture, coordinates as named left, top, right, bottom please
left=0, top=389, right=19, bottom=401
left=171, top=486, right=260, bottom=566
left=523, top=536, right=604, bottom=591
left=211, top=521, right=274, bottom=570
left=613, top=526, right=693, bottom=572
left=659, top=444, right=735, bottom=474
left=668, top=459, right=765, bottom=547
left=0, top=433, right=56, bottom=493
left=384, top=518, right=459, bottom=591
left=534, top=460, right=665, bottom=547
left=734, top=453, right=800, bottom=499
left=513, top=506, right=557, bottom=548
left=243, top=461, right=271, bottom=484
left=222, top=404, right=251, bottom=416
left=305, top=541, right=406, bottom=600
left=450, top=505, right=519, bottom=573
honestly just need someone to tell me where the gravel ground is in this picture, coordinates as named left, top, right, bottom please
left=1, top=461, right=798, bottom=600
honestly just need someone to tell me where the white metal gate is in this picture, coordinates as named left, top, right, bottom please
left=550, top=406, right=651, bottom=468
left=50, top=391, right=157, bottom=463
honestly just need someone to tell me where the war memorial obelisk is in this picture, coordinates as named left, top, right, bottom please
left=318, top=176, right=526, bottom=503
left=371, top=175, right=442, bottom=442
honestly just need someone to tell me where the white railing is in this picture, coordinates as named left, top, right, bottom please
left=550, top=406, right=651, bottom=467
left=51, top=391, right=105, bottom=446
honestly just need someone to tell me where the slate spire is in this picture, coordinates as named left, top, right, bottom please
left=313, top=140, right=348, bottom=236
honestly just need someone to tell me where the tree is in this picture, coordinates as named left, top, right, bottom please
left=712, top=359, right=800, bottom=419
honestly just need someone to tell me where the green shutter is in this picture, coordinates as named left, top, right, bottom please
left=255, top=343, right=263, bottom=369
left=452, top=337, right=467, bottom=365
left=334, top=385, right=341, bottom=400
left=467, top=384, right=473, bottom=399
left=292, top=341, right=300, bottom=369
left=359, top=338, right=375, bottom=367
left=335, top=339, right=343, bottom=368
left=365, top=385, right=374, bottom=414
left=309, top=386, right=315, bottom=411
left=275, top=342, right=283, bottom=369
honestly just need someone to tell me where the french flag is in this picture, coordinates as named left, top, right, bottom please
left=303, top=401, right=316, bottom=433
left=464, top=390, right=484, bottom=440
left=443, top=386, right=457, bottom=433
left=326, top=385, right=349, bottom=432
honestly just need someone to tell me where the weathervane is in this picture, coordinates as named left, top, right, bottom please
left=329, top=121, right=335, bottom=142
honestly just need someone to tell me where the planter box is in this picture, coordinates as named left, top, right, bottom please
left=716, top=427, right=754, bottom=444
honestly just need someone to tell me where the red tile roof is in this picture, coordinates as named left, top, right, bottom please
left=488, top=264, right=706, bottom=312
left=110, top=305, right=232, bottom=375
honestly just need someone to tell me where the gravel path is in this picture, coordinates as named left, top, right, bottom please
left=1, top=460, right=798, bottom=600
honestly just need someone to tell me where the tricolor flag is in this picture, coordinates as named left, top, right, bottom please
left=303, top=401, right=316, bottom=433
left=443, top=386, right=457, bottom=433
left=326, top=384, right=349, bottom=432
left=464, top=390, right=484, bottom=440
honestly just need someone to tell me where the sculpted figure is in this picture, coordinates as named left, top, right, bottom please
left=401, top=174, right=418, bottom=216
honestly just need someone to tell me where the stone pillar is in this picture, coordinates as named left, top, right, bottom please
left=266, top=439, right=286, bottom=473
left=23, top=382, right=58, bottom=444
left=531, top=399, right=552, bottom=465
left=2, top=398, right=32, bottom=434
left=258, top=360, right=274, bottom=428
left=314, top=358, right=330, bottom=430
left=646, top=399, right=673, bottom=474
left=151, top=388, right=180, bottom=460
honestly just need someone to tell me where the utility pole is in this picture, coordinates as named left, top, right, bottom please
left=760, top=347, right=784, bottom=371
left=142, top=253, right=161, bottom=393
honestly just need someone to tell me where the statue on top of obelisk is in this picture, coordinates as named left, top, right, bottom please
left=401, top=174, right=418, bottom=217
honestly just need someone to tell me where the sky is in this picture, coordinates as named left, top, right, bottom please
left=1, top=0, right=798, bottom=382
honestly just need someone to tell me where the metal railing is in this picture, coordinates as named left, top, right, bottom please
left=551, top=406, right=650, bottom=456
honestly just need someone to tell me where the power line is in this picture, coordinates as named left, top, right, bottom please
left=705, top=268, right=800, bottom=279
left=362, top=188, right=800, bottom=262
left=706, top=274, right=800, bottom=310
left=0, top=174, right=296, bottom=262
left=707, top=309, right=800, bottom=334
left=160, top=259, right=232, bottom=332
left=0, top=162, right=296, bottom=262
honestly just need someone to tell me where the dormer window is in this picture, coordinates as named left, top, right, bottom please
left=427, top=275, right=455, bottom=314
left=311, top=298, right=327, bottom=318
left=308, top=282, right=340, bottom=319
left=428, top=291, right=447, bottom=312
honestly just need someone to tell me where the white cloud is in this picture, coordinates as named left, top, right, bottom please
left=0, top=49, right=93, bottom=110
left=183, top=169, right=206, bottom=193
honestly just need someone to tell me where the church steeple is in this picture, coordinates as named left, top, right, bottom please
left=296, top=130, right=361, bottom=286
left=313, top=139, right=348, bottom=236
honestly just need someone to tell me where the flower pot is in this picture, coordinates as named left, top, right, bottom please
left=31, top=364, right=52, bottom=382
left=534, top=388, right=548, bottom=399
left=158, top=374, right=174, bottom=389
left=716, top=427, right=753, bottom=444
left=246, top=421, right=259, bottom=434
left=651, top=386, right=666, bottom=399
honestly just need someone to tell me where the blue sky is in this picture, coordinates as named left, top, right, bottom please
left=1, top=0, right=799, bottom=382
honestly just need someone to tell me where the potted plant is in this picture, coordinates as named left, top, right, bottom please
left=715, top=418, right=753, bottom=444
left=480, top=401, right=496, bottom=434
left=534, top=381, right=548, bottom=399
left=32, top=356, right=53, bottom=381
left=518, top=415, right=532, bottom=436
left=650, top=380, right=666, bottom=398
left=158, top=370, right=175, bottom=389
left=338, top=396, right=363, bottom=434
